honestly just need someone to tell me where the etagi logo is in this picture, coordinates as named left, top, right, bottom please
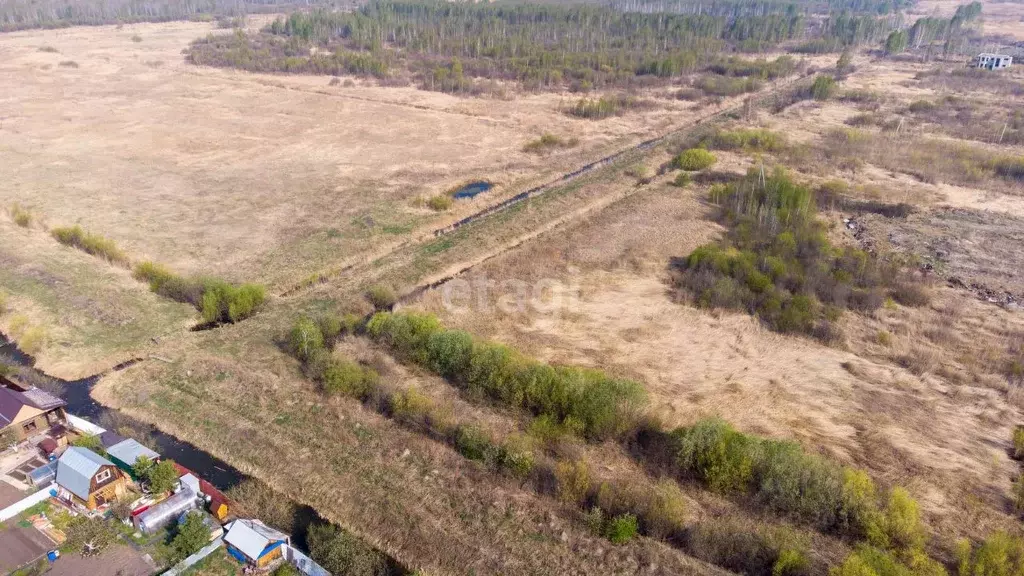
left=439, top=267, right=582, bottom=316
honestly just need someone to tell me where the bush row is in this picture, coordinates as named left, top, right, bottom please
left=703, top=128, right=785, bottom=152
left=364, top=311, right=647, bottom=440
left=51, top=225, right=130, bottom=266
left=566, top=95, right=645, bottom=120
left=668, top=418, right=928, bottom=551
left=286, top=313, right=697, bottom=548
left=132, top=261, right=265, bottom=323
left=287, top=314, right=538, bottom=481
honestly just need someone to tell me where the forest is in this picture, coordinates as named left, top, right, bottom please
left=0, top=0, right=300, bottom=31
left=188, top=1, right=815, bottom=93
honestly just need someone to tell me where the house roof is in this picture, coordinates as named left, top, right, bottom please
left=224, top=519, right=288, bottom=560
left=978, top=53, right=1011, bottom=58
left=56, top=447, right=115, bottom=500
left=0, top=386, right=65, bottom=427
left=99, top=430, right=126, bottom=449
left=0, top=388, right=21, bottom=426
left=20, top=388, right=64, bottom=411
left=106, top=438, right=159, bottom=466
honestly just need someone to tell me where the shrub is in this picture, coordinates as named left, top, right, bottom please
left=890, top=282, right=930, bottom=307
left=867, top=487, right=926, bottom=553
left=0, top=291, right=6, bottom=315
left=584, top=506, right=605, bottom=534
left=675, top=148, right=717, bottom=171
left=72, top=434, right=104, bottom=453
left=1012, top=476, right=1024, bottom=515
left=527, top=414, right=570, bottom=447
left=131, top=35, right=142, bottom=42
left=497, top=434, right=535, bottom=479
left=58, top=60, right=79, bottom=68
left=199, top=279, right=266, bottom=323
left=323, top=359, right=377, bottom=399
left=707, top=128, right=784, bottom=152
left=145, top=459, right=179, bottom=494
left=427, top=194, right=454, bottom=211
left=555, top=460, right=591, bottom=505
left=673, top=172, right=692, bottom=187
left=388, top=387, right=434, bottom=424
left=454, top=425, right=495, bottom=462
left=1013, top=426, right=1024, bottom=460
left=839, top=468, right=880, bottom=537
left=8, top=314, right=29, bottom=337
left=690, top=518, right=808, bottom=576
left=9, top=204, right=32, bottom=227
left=366, top=284, right=397, bottom=310
left=308, top=522, right=388, bottom=576
left=673, top=168, right=907, bottom=338
left=696, top=74, right=760, bottom=96
left=957, top=532, right=1024, bottom=576
left=810, top=75, right=837, bottom=100
left=523, top=133, right=578, bottom=153
left=604, top=513, right=638, bottom=544
left=672, top=418, right=885, bottom=535
left=642, top=479, right=688, bottom=539
left=567, top=95, right=639, bottom=119
left=133, top=263, right=265, bottom=323
left=172, top=512, right=210, bottom=560
left=316, top=314, right=344, bottom=342
left=994, top=157, right=1024, bottom=183
left=773, top=548, right=809, bottom=576
left=673, top=418, right=755, bottom=493
left=51, top=225, right=129, bottom=266
left=19, top=326, right=46, bottom=355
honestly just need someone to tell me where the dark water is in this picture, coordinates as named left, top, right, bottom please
left=451, top=181, right=493, bottom=199
left=1, top=334, right=243, bottom=489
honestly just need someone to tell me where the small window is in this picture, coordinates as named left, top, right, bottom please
left=95, top=469, right=112, bottom=483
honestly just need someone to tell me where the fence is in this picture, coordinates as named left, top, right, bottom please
left=161, top=536, right=223, bottom=576
left=286, top=545, right=332, bottom=576
left=66, top=414, right=105, bottom=436
left=0, top=487, right=52, bottom=522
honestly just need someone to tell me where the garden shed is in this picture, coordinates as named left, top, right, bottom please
left=106, top=438, right=160, bottom=478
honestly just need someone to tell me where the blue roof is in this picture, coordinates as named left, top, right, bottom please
left=106, top=439, right=159, bottom=466
left=56, top=447, right=115, bottom=500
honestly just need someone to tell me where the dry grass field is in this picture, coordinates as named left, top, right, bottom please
left=399, top=52, right=1024, bottom=552
left=0, top=19, right=701, bottom=290
left=5, top=4, right=1024, bottom=575
left=0, top=19, right=755, bottom=375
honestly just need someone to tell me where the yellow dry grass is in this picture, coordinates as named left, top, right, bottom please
left=0, top=20, right=698, bottom=291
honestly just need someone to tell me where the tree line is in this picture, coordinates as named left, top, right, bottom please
left=884, top=1, right=981, bottom=56
left=191, top=0, right=810, bottom=93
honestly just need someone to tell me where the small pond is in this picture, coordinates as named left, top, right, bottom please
left=451, top=181, right=493, bottom=199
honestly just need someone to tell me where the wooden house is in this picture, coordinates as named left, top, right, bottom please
left=55, top=447, right=128, bottom=510
left=0, top=386, right=67, bottom=443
